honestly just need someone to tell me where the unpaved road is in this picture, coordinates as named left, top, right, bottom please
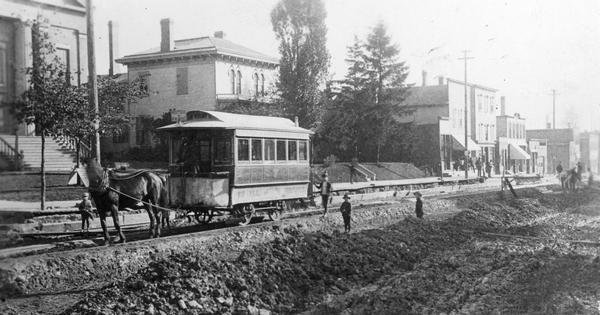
left=3, top=186, right=600, bottom=314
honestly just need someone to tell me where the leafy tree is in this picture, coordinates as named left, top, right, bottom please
left=271, top=0, right=330, bottom=128
left=9, top=20, right=85, bottom=209
left=316, top=22, right=411, bottom=163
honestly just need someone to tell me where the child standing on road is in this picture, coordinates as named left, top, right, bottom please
left=414, top=191, right=424, bottom=219
left=76, top=192, right=94, bottom=232
left=315, top=172, right=332, bottom=218
left=340, top=193, right=352, bottom=233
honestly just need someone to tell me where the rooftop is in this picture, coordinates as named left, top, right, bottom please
left=117, top=36, right=279, bottom=65
left=158, top=111, right=313, bottom=134
left=400, top=85, right=448, bottom=107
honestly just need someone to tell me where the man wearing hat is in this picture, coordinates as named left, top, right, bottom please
left=315, top=172, right=333, bottom=217
left=414, top=192, right=424, bottom=218
left=340, top=193, right=352, bottom=232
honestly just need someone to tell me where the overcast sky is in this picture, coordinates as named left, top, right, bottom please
left=92, top=0, right=600, bottom=130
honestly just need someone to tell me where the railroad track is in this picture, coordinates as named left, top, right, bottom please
left=2, top=179, right=556, bottom=258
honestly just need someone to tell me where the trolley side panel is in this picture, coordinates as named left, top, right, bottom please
left=231, top=183, right=309, bottom=205
left=168, top=176, right=229, bottom=207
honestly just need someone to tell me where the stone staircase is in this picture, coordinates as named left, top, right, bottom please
left=0, top=135, right=78, bottom=172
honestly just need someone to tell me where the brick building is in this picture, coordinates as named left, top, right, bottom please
left=0, top=0, right=88, bottom=135
left=114, top=19, right=279, bottom=155
left=397, top=73, right=499, bottom=175
left=526, top=128, right=578, bottom=174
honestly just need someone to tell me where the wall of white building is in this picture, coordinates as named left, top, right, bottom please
left=214, top=59, right=277, bottom=98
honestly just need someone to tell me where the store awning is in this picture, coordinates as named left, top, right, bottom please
left=450, top=135, right=480, bottom=151
left=509, top=143, right=531, bottom=160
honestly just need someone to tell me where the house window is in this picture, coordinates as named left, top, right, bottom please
left=265, top=139, right=275, bottom=160
left=253, top=73, right=259, bottom=97
left=0, top=42, right=6, bottom=86
left=176, top=67, right=188, bottom=95
left=138, top=72, right=150, bottom=93
left=214, top=138, right=231, bottom=164
left=485, top=124, right=489, bottom=141
left=199, top=140, right=210, bottom=162
left=477, top=95, right=482, bottom=112
left=236, top=70, right=242, bottom=94
left=230, top=69, right=236, bottom=94
left=238, top=139, right=249, bottom=161
left=56, top=48, right=70, bottom=84
left=276, top=140, right=286, bottom=160
left=112, top=126, right=129, bottom=143
left=261, top=74, right=265, bottom=96
left=135, top=116, right=151, bottom=146
left=490, top=97, right=495, bottom=112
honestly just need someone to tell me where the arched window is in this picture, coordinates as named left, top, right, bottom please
left=253, top=73, right=259, bottom=97
left=236, top=70, right=242, bottom=94
left=230, top=69, right=235, bottom=94
left=261, top=74, right=265, bottom=96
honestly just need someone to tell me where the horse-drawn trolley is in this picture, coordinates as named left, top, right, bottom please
left=159, top=110, right=314, bottom=225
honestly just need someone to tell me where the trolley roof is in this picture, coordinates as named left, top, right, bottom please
left=158, top=111, right=314, bottom=136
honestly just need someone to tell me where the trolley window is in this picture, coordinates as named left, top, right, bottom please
left=276, top=140, right=286, bottom=161
left=265, top=139, right=275, bottom=161
left=238, top=139, right=249, bottom=161
left=199, top=140, right=210, bottom=162
left=214, top=138, right=231, bottom=164
left=299, top=141, right=308, bottom=160
left=288, top=140, right=297, bottom=161
left=251, top=139, right=263, bottom=161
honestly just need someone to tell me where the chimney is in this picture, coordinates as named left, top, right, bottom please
left=500, top=96, right=506, bottom=115
left=438, top=76, right=444, bottom=86
left=108, top=21, right=118, bottom=76
left=294, top=116, right=299, bottom=127
left=546, top=122, right=552, bottom=129
left=214, top=31, right=225, bottom=39
left=160, top=18, right=173, bottom=52
left=422, top=70, right=427, bottom=86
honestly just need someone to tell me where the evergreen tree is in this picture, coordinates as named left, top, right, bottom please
left=271, top=0, right=330, bottom=128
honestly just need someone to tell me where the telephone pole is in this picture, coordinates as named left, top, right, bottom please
left=551, top=89, right=556, bottom=129
left=458, top=50, right=474, bottom=178
left=86, top=0, right=100, bottom=163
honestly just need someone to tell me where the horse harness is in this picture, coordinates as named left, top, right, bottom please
left=89, top=169, right=150, bottom=195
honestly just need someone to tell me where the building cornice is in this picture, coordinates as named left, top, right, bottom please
left=116, top=48, right=279, bottom=68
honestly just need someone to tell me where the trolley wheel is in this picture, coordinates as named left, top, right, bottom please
left=239, top=204, right=255, bottom=226
left=268, top=200, right=287, bottom=221
left=194, top=209, right=214, bottom=225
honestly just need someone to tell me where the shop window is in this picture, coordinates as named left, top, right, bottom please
left=265, top=139, right=275, bottom=160
left=238, top=139, right=249, bottom=161
left=251, top=139, right=262, bottom=161
left=261, top=74, right=265, bottom=96
left=276, top=140, right=286, bottom=160
left=0, top=43, right=7, bottom=86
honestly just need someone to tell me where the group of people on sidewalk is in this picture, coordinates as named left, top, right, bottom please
left=453, top=156, right=493, bottom=178
left=315, top=172, right=425, bottom=233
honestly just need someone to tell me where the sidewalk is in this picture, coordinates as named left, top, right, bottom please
left=0, top=199, right=79, bottom=212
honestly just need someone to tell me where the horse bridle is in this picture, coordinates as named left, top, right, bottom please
left=89, top=169, right=110, bottom=194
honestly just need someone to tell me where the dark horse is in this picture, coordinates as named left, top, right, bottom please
left=85, top=159, right=168, bottom=244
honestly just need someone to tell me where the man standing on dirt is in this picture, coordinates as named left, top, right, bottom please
left=315, top=173, right=332, bottom=218
left=76, top=192, right=94, bottom=233
left=476, top=157, right=482, bottom=177
left=485, top=160, right=492, bottom=178
left=340, top=193, right=352, bottom=232
left=556, top=161, right=563, bottom=174
left=414, top=191, right=424, bottom=219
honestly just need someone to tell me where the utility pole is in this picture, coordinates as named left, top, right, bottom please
left=551, top=89, right=556, bottom=129
left=459, top=50, right=474, bottom=179
left=86, top=0, right=100, bottom=163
